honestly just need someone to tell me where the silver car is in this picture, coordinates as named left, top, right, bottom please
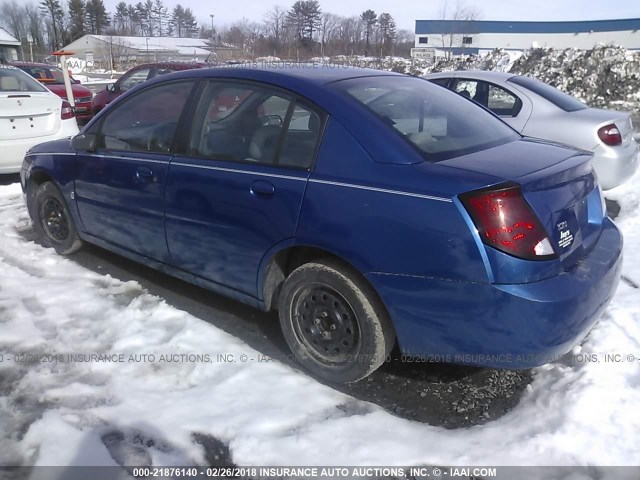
left=425, top=71, right=639, bottom=190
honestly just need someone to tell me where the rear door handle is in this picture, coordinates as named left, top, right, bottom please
left=250, top=180, right=275, bottom=196
left=136, top=166, right=154, bottom=183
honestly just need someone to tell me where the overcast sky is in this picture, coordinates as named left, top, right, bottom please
left=104, top=0, right=640, bottom=32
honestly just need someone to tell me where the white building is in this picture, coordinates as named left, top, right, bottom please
left=413, top=18, right=640, bottom=58
left=60, top=34, right=214, bottom=68
left=0, top=28, right=21, bottom=62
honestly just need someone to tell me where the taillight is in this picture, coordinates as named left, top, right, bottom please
left=61, top=100, right=75, bottom=120
left=597, top=124, right=622, bottom=146
left=460, top=184, right=556, bottom=261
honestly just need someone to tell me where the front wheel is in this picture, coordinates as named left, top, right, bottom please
left=278, top=260, right=394, bottom=383
left=31, top=182, right=83, bottom=255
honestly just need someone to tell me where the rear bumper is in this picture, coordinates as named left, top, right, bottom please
left=0, top=122, right=78, bottom=174
left=592, top=139, right=639, bottom=190
left=367, top=218, right=623, bottom=368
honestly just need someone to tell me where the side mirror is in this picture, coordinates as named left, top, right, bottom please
left=72, top=133, right=97, bottom=152
left=73, top=78, right=81, bottom=84
left=106, top=83, right=117, bottom=93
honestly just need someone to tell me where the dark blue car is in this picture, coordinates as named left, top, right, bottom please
left=21, top=66, right=623, bottom=383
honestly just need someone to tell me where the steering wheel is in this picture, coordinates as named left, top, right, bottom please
left=147, top=122, right=176, bottom=153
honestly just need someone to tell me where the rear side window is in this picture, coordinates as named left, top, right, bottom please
left=188, top=81, right=322, bottom=169
left=333, top=76, right=519, bottom=162
left=100, top=80, right=193, bottom=153
left=507, top=75, right=587, bottom=112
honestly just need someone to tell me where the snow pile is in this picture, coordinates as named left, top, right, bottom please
left=509, top=46, right=640, bottom=109
left=0, top=174, right=639, bottom=473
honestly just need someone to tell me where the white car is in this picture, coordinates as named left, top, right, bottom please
left=425, top=71, right=639, bottom=190
left=0, top=64, right=78, bottom=174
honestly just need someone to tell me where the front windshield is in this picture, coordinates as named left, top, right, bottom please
left=0, top=66, right=49, bottom=93
left=332, top=75, right=520, bottom=162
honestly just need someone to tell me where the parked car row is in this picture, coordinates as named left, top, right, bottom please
left=20, top=65, right=627, bottom=383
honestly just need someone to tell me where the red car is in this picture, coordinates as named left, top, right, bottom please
left=91, top=62, right=208, bottom=115
left=12, top=61, right=94, bottom=122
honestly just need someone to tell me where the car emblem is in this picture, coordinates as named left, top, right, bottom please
left=17, top=99, right=23, bottom=107
left=557, top=221, right=573, bottom=249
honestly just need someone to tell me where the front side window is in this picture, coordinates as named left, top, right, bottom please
left=119, top=68, right=152, bottom=92
left=333, top=75, right=519, bottom=162
left=100, top=80, right=193, bottom=153
left=429, top=78, right=451, bottom=88
left=189, top=81, right=322, bottom=169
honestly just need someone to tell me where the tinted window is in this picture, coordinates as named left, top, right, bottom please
left=0, top=67, right=48, bottom=92
left=334, top=76, right=519, bottom=161
left=100, top=81, right=193, bottom=153
left=189, top=82, right=322, bottom=169
left=507, top=75, right=587, bottom=112
left=279, top=104, right=322, bottom=168
left=429, top=78, right=450, bottom=88
left=119, top=68, right=152, bottom=92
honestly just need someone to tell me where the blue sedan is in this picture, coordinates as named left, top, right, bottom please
left=21, top=66, right=623, bottom=383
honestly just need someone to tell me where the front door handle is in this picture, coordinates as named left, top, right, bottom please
left=250, top=180, right=275, bottom=196
left=136, top=166, right=154, bottom=183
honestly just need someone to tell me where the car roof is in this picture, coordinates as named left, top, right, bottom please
left=167, top=64, right=402, bottom=85
left=425, top=70, right=517, bottom=82
left=11, top=61, right=61, bottom=69
left=127, top=61, right=209, bottom=71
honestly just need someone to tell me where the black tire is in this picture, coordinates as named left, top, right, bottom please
left=31, top=182, right=83, bottom=255
left=278, top=259, right=394, bottom=383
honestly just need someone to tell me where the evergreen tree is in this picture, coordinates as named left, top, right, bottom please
left=360, top=9, right=377, bottom=55
left=68, top=0, right=85, bottom=40
left=85, top=0, right=109, bottom=34
left=378, top=12, right=396, bottom=55
left=40, top=0, right=64, bottom=49
left=113, top=1, right=128, bottom=33
left=286, top=0, right=321, bottom=46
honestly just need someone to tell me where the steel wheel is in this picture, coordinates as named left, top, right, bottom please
left=41, top=197, right=70, bottom=242
left=292, top=283, right=361, bottom=364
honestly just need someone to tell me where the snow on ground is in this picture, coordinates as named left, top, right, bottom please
left=0, top=172, right=639, bottom=475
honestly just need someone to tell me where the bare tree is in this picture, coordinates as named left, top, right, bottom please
left=318, top=13, right=339, bottom=57
left=439, top=0, right=481, bottom=59
left=264, top=5, right=286, bottom=55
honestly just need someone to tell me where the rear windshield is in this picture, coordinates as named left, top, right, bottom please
left=507, top=75, right=587, bottom=112
left=332, top=76, right=519, bottom=162
left=19, top=65, right=66, bottom=85
left=0, top=66, right=48, bottom=92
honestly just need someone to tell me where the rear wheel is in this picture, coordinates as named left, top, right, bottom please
left=278, top=259, right=394, bottom=383
left=31, top=182, right=82, bottom=255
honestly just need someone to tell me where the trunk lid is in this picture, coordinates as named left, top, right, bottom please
left=443, top=138, right=601, bottom=267
left=0, top=93, right=61, bottom=141
left=570, top=108, right=634, bottom=144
